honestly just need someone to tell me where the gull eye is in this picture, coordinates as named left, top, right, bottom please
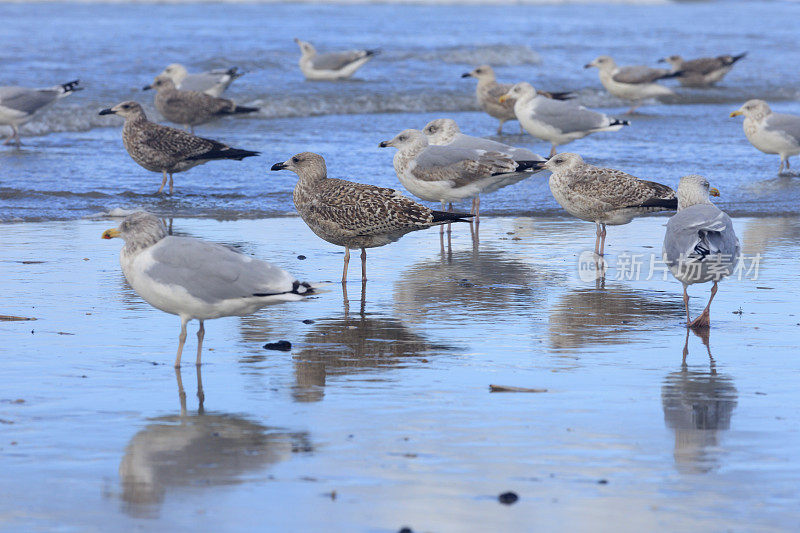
left=399, top=135, right=406, bottom=141
left=291, top=156, right=300, bottom=163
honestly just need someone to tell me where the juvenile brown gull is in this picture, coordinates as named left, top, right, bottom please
left=0, top=80, right=81, bottom=147
left=143, top=76, right=258, bottom=132
left=157, top=64, right=244, bottom=97
left=663, top=176, right=739, bottom=328
left=461, top=65, right=574, bottom=135
left=730, top=99, right=800, bottom=173
left=271, top=152, right=469, bottom=283
left=584, top=55, right=679, bottom=113
left=102, top=212, right=312, bottom=367
left=533, top=153, right=677, bottom=256
left=99, top=101, right=259, bottom=194
left=658, top=53, right=746, bottom=87
left=500, top=82, right=629, bottom=157
left=294, top=38, right=379, bottom=81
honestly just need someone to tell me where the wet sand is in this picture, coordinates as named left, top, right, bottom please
left=1, top=215, right=798, bottom=531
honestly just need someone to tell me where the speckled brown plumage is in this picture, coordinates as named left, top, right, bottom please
left=147, top=77, right=257, bottom=130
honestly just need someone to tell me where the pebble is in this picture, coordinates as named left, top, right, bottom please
left=498, top=491, right=518, bottom=505
left=264, top=340, right=292, bottom=351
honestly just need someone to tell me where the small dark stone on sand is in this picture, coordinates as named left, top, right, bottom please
left=297, top=255, right=307, bottom=260
left=597, top=479, right=608, bottom=484
left=264, top=340, right=292, bottom=351
left=302, top=319, right=315, bottom=324
left=498, top=491, right=518, bottom=505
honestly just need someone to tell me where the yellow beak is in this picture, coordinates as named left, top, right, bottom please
left=709, top=187, right=720, bottom=197
left=498, top=95, right=509, bottom=103
left=102, top=228, right=121, bottom=239
left=729, top=110, right=743, bottom=118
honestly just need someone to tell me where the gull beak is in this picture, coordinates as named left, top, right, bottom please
left=729, top=110, right=743, bottom=118
left=657, top=58, right=666, bottom=63
left=379, top=140, right=391, bottom=148
left=461, top=72, right=472, bottom=78
left=142, top=84, right=152, bottom=91
left=270, top=161, right=287, bottom=171
left=98, top=108, right=115, bottom=116
left=709, top=187, right=720, bottom=197
left=498, top=94, right=509, bottom=103
left=102, top=228, right=120, bottom=239
left=583, top=63, right=594, bottom=69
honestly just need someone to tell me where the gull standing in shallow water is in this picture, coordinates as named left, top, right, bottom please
left=461, top=65, right=574, bottom=135
left=663, top=176, right=740, bottom=328
left=271, top=152, right=470, bottom=283
left=99, top=101, right=259, bottom=194
left=102, top=212, right=312, bottom=367
left=730, top=99, right=800, bottom=173
left=294, top=38, right=379, bottom=80
left=422, top=118, right=544, bottom=219
left=585, top=55, right=678, bottom=114
left=143, top=76, right=258, bottom=133
left=658, top=53, right=746, bottom=87
left=533, top=153, right=677, bottom=256
left=500, top=82, right=629, bottom=157
left=0, top=80, right=81, bottom=147
left=156, top=64, right=244, bottom=97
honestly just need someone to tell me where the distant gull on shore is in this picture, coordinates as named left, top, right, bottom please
left=658, top=52, right=746, bottom=87
left=462, top=65, right=574, bottom=135
left=102, top=212, right=312, bottom=367
left=157, top=64, right=244, bottom=97
left=294, top=38, right=379, bottom=80
left=0, top=80, right=82, bottom=147
left=379, top=128, right=542, bottom=220
left=585, top=55, right=678, bottom=113
left=532, top=153, right=677, bottom=256
left=143, top=76, right=258, bottom=133
left=422, top=118, right=544, bottom=219
left=500, top=82, right=629, bottom=157
left=730, top=99, right=800, bottom=173
left=271, top=152, right=470, bottom=283
left=663, top=176, right=739, bottom=328
left=99, top=101, right=259, bottom=194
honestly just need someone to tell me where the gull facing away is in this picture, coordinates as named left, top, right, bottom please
left=532, top=153, right=677, bottom=256
left=102, top=212, right=313, bottom=367
left=143, top=76, right=258, bottom=133
left=730, top=99, right=800, bottom=173
left=271, top=152, right=470, bottom=283
left=659, top=53, right=746, bottom=87
left=0, top=80, right=81, bottom=147
left=157, top=64, right=244, bottom=97
left=500, top=82, right=629, bottom=157
left=584, top=55, right=679, bottom=114
left=663, top=176, right=739, bottom=328
left=294, top=38, right=379, bottom=80
left=422, top=118, right=544, bottom=219
left=461, top=65, right=574, bottom=135
left=379, top=129, right=543, bottom=218
left=99, top=101, right=259, bottom=194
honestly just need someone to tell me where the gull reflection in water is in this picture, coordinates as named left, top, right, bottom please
left=661, top=329, right=738, bottom=474
left=119, top=367, right=312, bottom=517
left=292, top=285, right=452, bottom=402
left=548, top=285, right=685, bottom=352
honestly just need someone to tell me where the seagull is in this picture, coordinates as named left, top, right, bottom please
left=422, top=118, right=544, bottom=219
left=584, top=55, right=679, bottom=113
left=271, top=152, right=470, bottom=283
left=102, top=212, right=312, bottom=367
left=500, top=82, right=629, bottom=157
left=461, top=65, right=574, bottom=135
left=658, top=53, right=746, bottom=87
left=0, top=80, right=81, bottom=147
left=143, top=76, right=258, bottom=132
left=99, top=101, right=259, bottom=194
left=156, top=64, right=244, bottom=97
left=294, top=38, right=379, bottom=81
left=379, top=128, right=543, bottom=214
left=663, top=176, right=740, bottom=328
left=532, top=153, right=677, bottom=256
left=730, top=99, right=800, bottom=173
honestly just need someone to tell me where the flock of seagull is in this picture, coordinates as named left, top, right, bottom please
left=3, top=41, right=797, bottom=366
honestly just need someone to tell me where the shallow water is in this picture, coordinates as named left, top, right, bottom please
left=1, top=216, right=799, bottom=531
left=2, top=1, right=800, bottom=220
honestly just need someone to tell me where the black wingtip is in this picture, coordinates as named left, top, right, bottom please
left=514, top=160, right=548, bottom=172
left=366, top=49, right=381, bottom=57
left=629, top=197, right=678, bottom=210
left=61, top=80, right=81, bottom=92
left=659, top=70, right=684, bottom=80
left=549, top=91, right=576, bottom=101
left=431, top=210, right=473, bottom=224
left=731, top=52, right=747, bottom=63
left=610, top=118, right=630, bottom=127
left=292, top=280, right=314, bottom=295
left=233, top=105, right=259, bottom=114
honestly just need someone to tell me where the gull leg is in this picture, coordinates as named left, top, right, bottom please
left=440, top=201, right=445, bottom=236
left=360, top=248, right=367, bottom=282
left=497, top=119, right=506, bottom=135
left=519, top=122, right=525, bottom=134
left=158, top=171, right=168, bottom=194
left=683, top=285, right=691, bottom=325
left=549, top=144, right=557, bottom=158
left=174, top=316, right=189, bottom=368
left=689, top=281, right=718, bottom=329
left=196, top=364, right=205, bottom=413
left=4, top=125, right=21, bottom=147
left=175, top=366, right=187, bottom=416
left=625, top=101, right=641, bottom=115
left=474, top=196, right=480, bottom=225
left=447, top=202, right=453, bottom=235
left=169, top=173, right=174, bottom=195
left=342, top=248, right=350, bottom=284
left=594, top=222, right=601, bottom=255
left=195, top=320, right=205, bottom=366
left=787, top=158, right=791, bottom=170
left=599, top=223, right=607, bottom=256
